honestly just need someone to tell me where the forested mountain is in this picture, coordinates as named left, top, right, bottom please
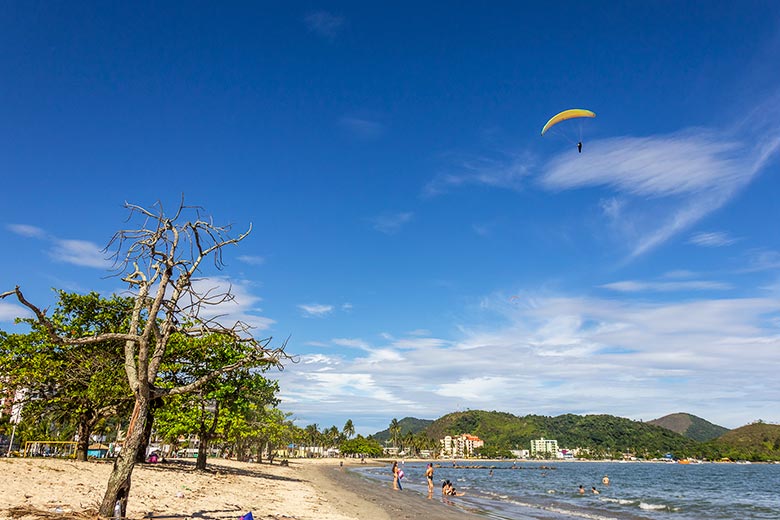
left=371, top=417, right=433, bottom=443
left=649, top=412, right=729, bottom=442
left=370, top=411, right=779, bottom=461
left=705, top=422, right=780, bottom=461
left=424, top=410, right=700, bottom=458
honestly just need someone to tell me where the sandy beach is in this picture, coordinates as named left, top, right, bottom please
left=0, top=457, right=481, bottom=520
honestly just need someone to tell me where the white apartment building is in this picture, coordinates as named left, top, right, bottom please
left=441, top=434, right=484, bottom=458
left=530, top=437, right=559, bottom=457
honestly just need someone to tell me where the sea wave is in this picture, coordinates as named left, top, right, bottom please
left=639, top=501, right=674, bottom=511
left=600, top=497, right=636, bottom=505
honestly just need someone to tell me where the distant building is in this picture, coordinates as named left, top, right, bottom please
left=440, top=433, right=484, bottom=458
left=530, top=437, right=558, bottom=457
left=510, top=449, right=530, bottom=459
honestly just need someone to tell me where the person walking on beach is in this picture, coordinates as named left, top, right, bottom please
left=392, top=461, right=402, bottom=490
left=425, top=463, right=434, bottom=496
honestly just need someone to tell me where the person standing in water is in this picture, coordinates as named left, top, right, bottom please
left=425, top=463, right=434, bottom=496
left=602, top=475, right=610, bottom=486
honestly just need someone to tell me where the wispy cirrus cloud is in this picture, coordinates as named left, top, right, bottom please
left=601, top=279, right=732, bottom=292
left=7, top=224, right=110, bottom=268
left=539, top=129, right=779, bottom=258
left=304, top=11, right=345, bottom=39
left=370, top=212, right=413, bottom=234
left=236, top=255, right=265, bottom=266
left=298, top=303, right=334, bottom=317
left=689, top=231, right=738, bottom=247
left=6, top=224, right=46, bottom=238
left=48, top=239, right=111, bottom=268
left=424, top=153, right=533, bottom=196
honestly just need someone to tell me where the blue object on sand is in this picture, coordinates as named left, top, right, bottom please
left=241, top=513, right=254, bottom=520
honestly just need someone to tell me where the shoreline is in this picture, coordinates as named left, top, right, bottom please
left=302, top=461, right=484, bottom=520
left=0, top=457, right=483, bottom=520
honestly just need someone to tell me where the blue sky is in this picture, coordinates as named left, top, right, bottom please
left=2, top=2, right=779, bottom=435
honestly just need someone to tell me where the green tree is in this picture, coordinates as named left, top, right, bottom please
left=342, top=419, right=355, bottom=440
left=340, top=435, right=383, bottom=457
left=0, top=291, right=135, bottom=461
left=1, top=201, right=289, bottom=518
left=154, top=333, right=280, bottom=470
left=389, top=418, right=401, bottom=448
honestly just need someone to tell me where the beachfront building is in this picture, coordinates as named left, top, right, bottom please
left=530, top=437, right=559, bottom=458
left=440, top=433, right=484, bottom=458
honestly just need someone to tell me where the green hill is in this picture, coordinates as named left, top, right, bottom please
left=371, top=417, right=433, bottom=443
left=649, top=413, right=729, bottom=442
left=706, top=422, right=780, bottom=461
left=423, top=410, right=701, bottom=458
left=370, top=411, right=779, bottom=461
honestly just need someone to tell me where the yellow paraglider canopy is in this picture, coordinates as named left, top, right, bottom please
left=541, top=109, right=596, bottom=135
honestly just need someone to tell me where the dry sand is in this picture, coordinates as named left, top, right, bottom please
left=0, top=457, right=481, bottom=520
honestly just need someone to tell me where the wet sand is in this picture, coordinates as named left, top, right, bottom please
left=304, top=462, right=484, bottom=520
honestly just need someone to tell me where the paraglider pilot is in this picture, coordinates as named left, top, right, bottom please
left=577, top=141, right=582, bottom=153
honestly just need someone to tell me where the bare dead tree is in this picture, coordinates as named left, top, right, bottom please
left=1, top=200, right=289, bottom=518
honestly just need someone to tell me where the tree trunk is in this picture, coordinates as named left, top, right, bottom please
left=136, top=397, right=161, bottom=463
left=75, top=421, right=91, bottom=462
left=196, top=434, right=209, bottom=471
left=98, top=397, right=148, bottom=518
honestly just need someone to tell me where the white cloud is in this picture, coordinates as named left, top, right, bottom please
left=6, top=224, right=45, bottom=238
left=332, top=337, right=370, bottom=350
left=298, top=303, right=334, bottom=317
left=424, top=153, right=533, bottom=196
left=370, top=212, right=413, bottom=234
left=601, top=280, right=732, bottom=292
left=540, top=124, right=780, bottom=258
left=304, top=11, right=345, bottom=39
left=49, top=239, right=111, bottom=268
left=6, top=224, right=112, bottom=269
left=236, top=255, right=265, bottom=266
left=689, top=231, right=737, bottom=247
left=274, top=291, right=780, bottom=432
left=0, top=301, right=32, bottom=322
left=188, top=276, right=275, bottom=331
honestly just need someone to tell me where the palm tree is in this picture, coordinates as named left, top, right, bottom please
left=389, top=418, right=401, bottom=448
left=304, top=423, right=320, bottom=456
left=403, top=431, right=415, bottom=456
left=326, top=425, right=340, bottom=448
left=342, top=419, right=355, bottom=440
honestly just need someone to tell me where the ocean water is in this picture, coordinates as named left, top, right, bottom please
left=354, top=461, right=780, bottom=520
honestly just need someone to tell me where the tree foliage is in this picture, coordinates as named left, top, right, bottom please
left=1, top=200, right=289, bottom=518
left=0, top=291, right=134, bottom=460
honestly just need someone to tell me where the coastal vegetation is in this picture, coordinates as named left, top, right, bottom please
left=370, top=411, right=780, bottom=462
